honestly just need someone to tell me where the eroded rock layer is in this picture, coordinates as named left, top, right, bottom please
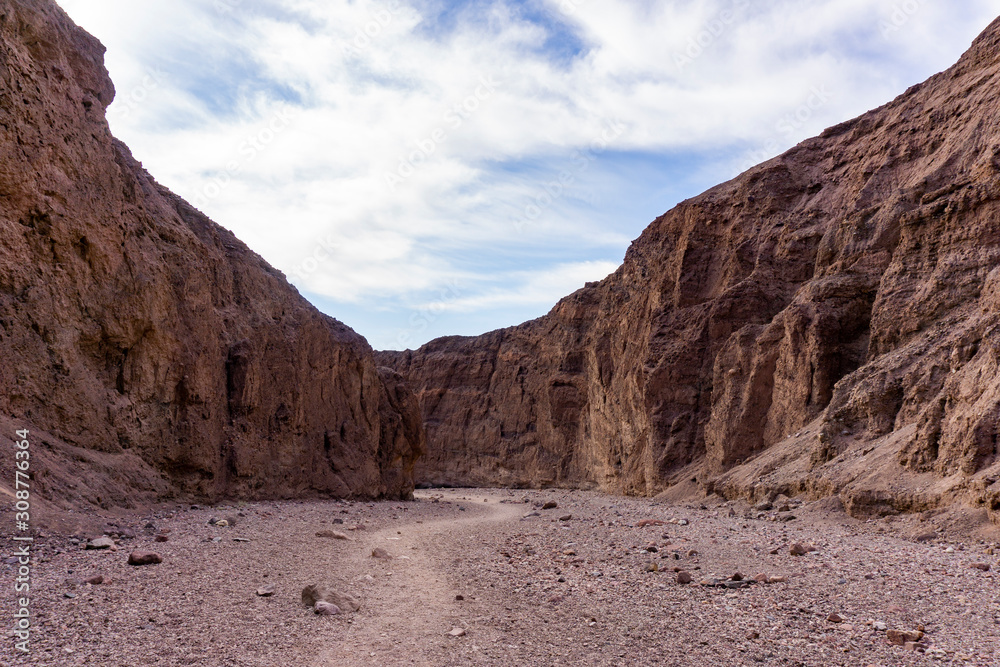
left=0, top=0, right=423, bottom=507
left=382, top=17, right=1000, bottom=521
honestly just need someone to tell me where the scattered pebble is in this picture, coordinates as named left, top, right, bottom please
left=127, top=551, right=162, bottom=566
left=789, top=543, right=817, bottom=556
left=316, top=530, right=350, bottom=540
left=314, top=601, right=341, bottom=616
left=86, top=537, right=115, bottom=550
left=301, top=584, right=360, bottom=613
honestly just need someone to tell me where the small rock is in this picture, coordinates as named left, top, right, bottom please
left=542, top=502, right=558, bottom=510
left=455, top=595, right=464, bottom=601
left=789, top=543, right=816, bottom=556
left=913, top=531, right=937, bottom=543
left=677, top=519, right=689, bottom=526
left=86, top=537, right=115, bottom=550
left=154, top=535, right=169, bottom=543
left=215, top=519, right=229, bottom=528
left=731, top=572, right=743, bottom=582
left=127, top=551, right=162, bottom=566
left=371, top=548, right=392, bottom=560
left=522, top=512, right=540, bottom=518
left=676, top=571, right=692, bottom=584
left=874, top=621, right=887, bottom=631
left=969, top=563, right=991, bottom=571
left=687, top=549, right=699, bottom=558
left=84, top=575, right=104, bottom=585
left=753, top=573, right=769, bottom=583
left=314, top=601, right=341, bottom=616
left=211, top=537, right=223, bottom=543
left=316, top=530, right=350, bottom=540
left=448, top=627, right=467, bottom=637
left=768, top=575, right=788, bottom=584
left=233, top=537, right=251, bottom=543
left=559, top=515, right=572, bottom=522
left=256, top=585, right=276, bottom=597
left=827, top=613, right=844, bottom=623
left=645, top=563, right=659, bottom=573
left=301, top=584, right=360, bottom=612
left=887, top=629, right=924, bottom=646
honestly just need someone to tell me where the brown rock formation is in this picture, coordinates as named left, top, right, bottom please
left=0, top=0, right=423, bottom=508
left=382, top=17, right=1000, bottom=521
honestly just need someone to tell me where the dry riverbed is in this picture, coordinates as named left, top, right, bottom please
left=2, top=489, right=999, bottom=666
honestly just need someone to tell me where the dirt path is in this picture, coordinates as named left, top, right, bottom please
left=315, top=491, right=523, bottom=667
left=4, top=488, right=998, bottom=666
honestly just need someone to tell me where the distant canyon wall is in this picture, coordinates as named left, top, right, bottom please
left=382, top=17, right=1000, bottom=521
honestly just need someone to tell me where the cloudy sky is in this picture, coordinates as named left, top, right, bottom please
left=57, top=0, right=998, bottom=350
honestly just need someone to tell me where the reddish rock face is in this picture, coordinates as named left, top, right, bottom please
left=0, top=0, right=423, bottom=506
left=382, top=17, right=1000, bottom=521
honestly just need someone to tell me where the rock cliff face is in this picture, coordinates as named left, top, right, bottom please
left=0, top=0, right=423, bottom=508
left=382, top=17, right=1000, bottom=522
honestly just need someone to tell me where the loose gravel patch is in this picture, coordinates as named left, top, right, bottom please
left=2, top=490, right=998, bottom=666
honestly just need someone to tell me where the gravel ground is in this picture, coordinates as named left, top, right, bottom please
left=2, top=489, right=998, bottom=666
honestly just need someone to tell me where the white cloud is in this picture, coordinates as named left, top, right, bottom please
left=424, top=260, right=620, bottom=313
left=54, top=0, right=1000, bottom=348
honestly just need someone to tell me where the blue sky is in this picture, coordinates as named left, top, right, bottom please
left=57, top=0, right=999, bottom=349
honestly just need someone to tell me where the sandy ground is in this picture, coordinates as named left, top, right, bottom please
left=2, top=489, right=999, bottom=666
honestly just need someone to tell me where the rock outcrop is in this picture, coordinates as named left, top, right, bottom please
left=0, top=0, right=423, bottom=509
left=382, top=17, right=1000, bottom=522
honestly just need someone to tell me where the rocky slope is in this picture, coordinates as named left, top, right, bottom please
left=0, top=0, right=423, bottom=512
left=382, top=17, right=1000, bottom=523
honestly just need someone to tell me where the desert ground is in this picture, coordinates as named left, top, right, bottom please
left=2, top=489, right=999, bottom=666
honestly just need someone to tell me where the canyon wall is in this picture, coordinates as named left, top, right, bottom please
left=383, top=17, right=1000, bottom=520
left=0, top=0, right=423, bottom=509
